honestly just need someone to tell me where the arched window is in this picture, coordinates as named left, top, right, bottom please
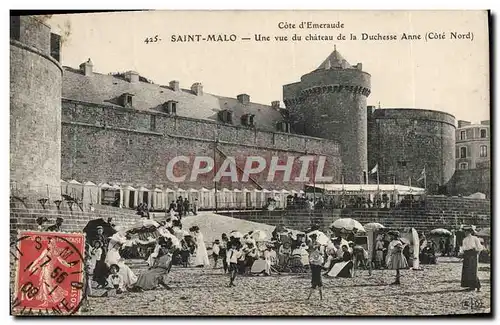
left=460, top=147, right=467, bottom=158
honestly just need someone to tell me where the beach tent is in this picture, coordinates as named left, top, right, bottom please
left=164, top=188, right=176, bottom=207
left=122, top=185, right=137, bottom=208
left=187, top=188, right=199, bottom=204
left=153, top=188, right=165, bottom=210
left=82, top=181, right=98, bottom=205
left=233, top=188, right=244, bottom=209
left=199, top=187, right=211, bottom=209
left=253, top=189, right=263, bottom=208
left=60, top=180, right=69, bottom=196
left=67, top=180, right=84, bottom=201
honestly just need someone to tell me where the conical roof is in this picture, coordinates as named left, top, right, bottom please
left=316, top=45, right=351, bottom=70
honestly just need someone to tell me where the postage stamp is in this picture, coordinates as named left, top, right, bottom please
left=10, top=231, right=86, bottom=316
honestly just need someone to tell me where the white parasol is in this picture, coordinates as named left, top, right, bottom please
left=307, top=230, right=330, bottom=246
left=364, top=222, right=385, bottom=231
left=251, top=230, right=268, bottom=242
left=331, top=218, right=365, bottom=232
left=230, top=231, right=243, bottom=239
left=430, top=228, right=452, bottom=236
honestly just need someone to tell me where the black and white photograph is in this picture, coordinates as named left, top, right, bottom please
left=8, top=9, right=491, bottom=317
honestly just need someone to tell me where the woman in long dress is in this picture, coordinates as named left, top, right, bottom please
left=105, top=232, right=138, bottom=289
left=386, top=231, right=408, bottom=285
left=133, top=239, right=174, bottom=291
left=191, top=226, right=210, bottom=267
left=460, top=226, right=483, bottom=291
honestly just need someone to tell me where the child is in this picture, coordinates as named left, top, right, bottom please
left=307, top=243, right=324, bottom=300
left=227, top=241, right=242, bottom=287
left=220, top=234, right=229, bottom=273
left=263, top=243, right=277, bottom=276
left=81, top=246, right=93, bottom=312
left=386, top=231, right=408, bottom=285
left=89, top=240, right=103, bottom=274
left=212, top=239, right=221, bottom=268
left=106, top=264, right=125, bottom=295
left=180, top=238, right=190, bottom=268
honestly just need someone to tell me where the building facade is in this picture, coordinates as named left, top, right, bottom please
left=60, top=61, right=342, bottom=192
left=367, top=108, right=456, bottom=193
left=455, top=120, right=490, bottom=170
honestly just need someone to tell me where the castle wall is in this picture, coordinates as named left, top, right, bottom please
left=367, top=109, right=456, bottom=191
left=61, top=99, right=342, bottom=190
left=10, top=16, right=62, bottom=199
left=284, top=69, right=371, bottom=184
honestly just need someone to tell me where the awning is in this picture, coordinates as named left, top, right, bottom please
left=304, top=183, right=425, bottom=195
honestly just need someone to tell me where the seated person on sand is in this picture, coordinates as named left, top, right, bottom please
left=132, top=238, right=175, bottom=292
left=325, top=245, right=353, bottom=278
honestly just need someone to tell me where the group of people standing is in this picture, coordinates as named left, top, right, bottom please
left=167, top=196, right=198, bottom=219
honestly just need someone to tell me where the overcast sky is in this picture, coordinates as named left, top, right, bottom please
left=48, top=10, right=489, bottom=123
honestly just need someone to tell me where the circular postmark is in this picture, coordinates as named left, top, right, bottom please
left=10, top=231, right=86, bottom=316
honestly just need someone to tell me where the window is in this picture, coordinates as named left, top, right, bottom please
left=162, top=101, right=177, bottom=115
left=397, top=161, right=407, bottom=167
left=480, top=145, right=487, bottom=157
left=460, top=130, right=466, bottom=140
left=218, top=110, right=233, bottom=124
left=459, top=162, right=468, bottom=170
left=276, top=121, right=290, bottom=133
left=480, top=129, right=487, bottom=138
left=121, top=93, right=134, bottom=108
left=241, top=114, right=255, bottom=127
left=150, top=115, right=156, bottom=131
left=460, top=147, right=467, bottom=158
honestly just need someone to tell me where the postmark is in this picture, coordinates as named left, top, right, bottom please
left=10, top=231, right=86, bottom=316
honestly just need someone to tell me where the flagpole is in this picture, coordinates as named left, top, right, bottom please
left=409, top=176, right=412, bottom=188
left=424, top=166, right=427, bottom=192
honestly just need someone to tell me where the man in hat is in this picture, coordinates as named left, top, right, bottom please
left=46, top=217, right=64, bottom=232
left=460, top=226, right=483, bottom=292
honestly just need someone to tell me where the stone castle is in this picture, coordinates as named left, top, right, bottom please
left=11, top=16, right=488, bottom=204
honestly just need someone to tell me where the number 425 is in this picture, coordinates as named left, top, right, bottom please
left=144, top=35, right=160, bottom=44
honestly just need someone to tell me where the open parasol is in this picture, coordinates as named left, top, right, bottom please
left=307, top=230, right=330, bottom=246
left=251, top=230, right=269, bottom=242
left=430, top=228, right=452, bottom=236
left=331, top=218, right=365, bottom=232
left=364, top=222, right=385, bottom=231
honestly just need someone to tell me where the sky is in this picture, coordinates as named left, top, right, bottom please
left=48, top=10, right=490, bottom=123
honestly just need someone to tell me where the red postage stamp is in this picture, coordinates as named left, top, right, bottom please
left=11, top=231, right=86, bottom=315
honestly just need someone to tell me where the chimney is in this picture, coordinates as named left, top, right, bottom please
left=79, top=58, right=93, bottom=76
left=169, top=80, right=180, bottom=91
left=480, top=120, right=490, bottom=126
left=458, top=120, right=471, bottom=128
left=125, top=71, right=139, bottom=83
left=237, top=94, right=250, bottom=105
left=191, top=83, right=203, bottom=96
left=271, top=101, right=280, bottom=109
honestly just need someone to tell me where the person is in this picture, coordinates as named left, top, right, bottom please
left=278, top=242, right=292, bottom=270
left=337, top=245, right=354, bottom=278
left=105, top=264, right=125, bottom=295
left=353, top=244, right=372, bottom=276
left=227, top=240, right=242, bottom=287
left=460, top=226, right=483, bottom=292
left=191, top=226, right=210, bottom=267
left=374, top=235, right=385, bottom=269
left=192, top=198, right=199, bottom=215
left=176, top=197, right=184, bottom=219
left=263, top=243, right=277, bottom=276
left=243, top=241, right=259, bottom=274
left=219, top=234, right=229, bottom=273
left=45, top=217, right=63, bottom=232
left=439, top=238, right=445, bottom=254
left=183, top=198, right=191, bottom=216
left=36, top=216, right=49, bottom=231
left=323, top=239, right=343, bottom=275
left=179, top=238, right=190, bottom=268
left=386, top=231, right=408, bottom=285
left=133, top=238, right=174, bottom=291
left=105, top=232, right=138, bottom=289
left=212, top=239, right=221, bottom=268
left=81, top=250, right=93, bottom=312
left=89, top=240, right=103, bottom=275
left=168, top=201, right=177, bottom=213
left=307, top=242, right=324, bottom=300
left=444, top=237, right=451, bottom=257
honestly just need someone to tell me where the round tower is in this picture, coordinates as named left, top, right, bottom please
left=284, top=46, right=371, bottom=184
left=10, top=16, right=63, bottom=199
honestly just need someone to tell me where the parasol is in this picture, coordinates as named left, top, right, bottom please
left=430, top=228, right=452, bottom=236
left=230, top=231, right=243, bottom=239
left=476, top=227, right=490, bottom=238
left=307, top=230, right=330, bottom=246
left=251, top=230, right=268, bottom=242
left=83, top=218, right=116, bottom=244
left=364, top=222, right=385, bottom=231
left=331, top=218, right=365, bottom=232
